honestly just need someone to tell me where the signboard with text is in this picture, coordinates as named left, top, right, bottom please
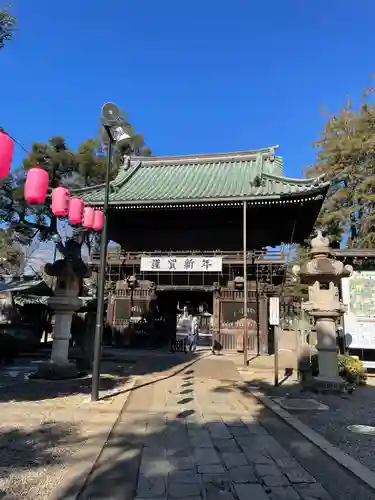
left=269, top=297, right=280, bottom=326
left=342, top=271, right=375, bottom=349
left=140, top=256, right=223, bottom=272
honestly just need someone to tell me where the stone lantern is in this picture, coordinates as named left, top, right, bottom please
left=33, top=239, right=91, bottom=379
left=293, top=231, right=353, bottom=391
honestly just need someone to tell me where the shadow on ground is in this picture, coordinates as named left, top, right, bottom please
left=0, top=349, right=204, bottom=403
left=0, top=422, right=84, bottom=499
left=49, top=372, right=375, bottom=500
left=2, top=361, right=375, bottom=500
left=47, top=385, right=328, bottom=500
left=0, top=359, right=135, bottom=403
left=238, top=375, right=375, bottom=478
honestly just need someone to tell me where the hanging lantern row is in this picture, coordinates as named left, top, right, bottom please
left=24, top=166, right=104, bottom=231
left=0, top=133, right=104, bottom=231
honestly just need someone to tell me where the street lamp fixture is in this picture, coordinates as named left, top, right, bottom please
left=112, top=126, right=131, bottom=147
left=91, top=103, right=132, bottom=402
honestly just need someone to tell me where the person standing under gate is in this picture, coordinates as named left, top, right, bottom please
left=188, top=315, right=199, bottom=352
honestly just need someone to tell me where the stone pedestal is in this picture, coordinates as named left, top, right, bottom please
left=33, top=296, right=83, bottom=380
left=49, top=296, right=82, bottom=375
left=310, top=312, right=346, bottom=391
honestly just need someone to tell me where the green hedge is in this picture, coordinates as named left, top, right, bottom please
left=311, top=353, right=367, bottom=385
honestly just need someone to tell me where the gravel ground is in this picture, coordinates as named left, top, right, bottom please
left=0, top=417, right=89, bottom=500
left=284, top=379, right=375, bottom=473
left=0, top=363, right=133, bottom=500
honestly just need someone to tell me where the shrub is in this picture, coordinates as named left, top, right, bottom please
left=310, top=353, right=367, bottom=385
left=338, top=354, right=367, bottom=385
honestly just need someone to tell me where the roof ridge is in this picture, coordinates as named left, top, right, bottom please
left=127, top=154, right=283, bottom=169
left=134, top=145, right=280, bottom=162
left=263, top=172, right=328, bottom=186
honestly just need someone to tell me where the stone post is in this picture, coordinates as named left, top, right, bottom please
left=293, top=232, right=352, bottom=391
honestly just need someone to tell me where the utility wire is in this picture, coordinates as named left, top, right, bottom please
left=0, top=127, right=30, bottom=154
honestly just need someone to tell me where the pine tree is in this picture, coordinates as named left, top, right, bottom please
left=305, top=84, right=375, bottom=247
left=0, top=228, right=24, bottom=276
left=0, top=9, right=15, bottom=49
left=282, top=244, right=309, bottom=301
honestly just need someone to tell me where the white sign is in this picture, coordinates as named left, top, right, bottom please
left=342, top=271, right=375, bottom=349
left=269, top=297, right=280, bottom=326
left=140, top=256, right=223, bottom=272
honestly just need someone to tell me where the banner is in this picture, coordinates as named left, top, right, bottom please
left=140, top=256, right=223, bottom=272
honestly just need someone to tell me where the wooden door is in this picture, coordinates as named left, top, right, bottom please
left=214, top=287, right=268, bottom=354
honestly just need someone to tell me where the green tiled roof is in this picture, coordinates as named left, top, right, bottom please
left=80, top=147, right=328, bottom=206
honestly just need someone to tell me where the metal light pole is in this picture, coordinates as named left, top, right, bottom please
left=243, top=200, right=248, bottom=369
left=91, top=125, right=113, bottom=401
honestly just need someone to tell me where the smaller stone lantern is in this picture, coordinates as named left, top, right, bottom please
left=293, top=231, right=353, bottom=391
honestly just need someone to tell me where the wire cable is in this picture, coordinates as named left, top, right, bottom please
left=0, top=127, right=30, bottom=154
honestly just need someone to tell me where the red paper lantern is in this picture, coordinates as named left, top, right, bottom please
left=51, top=187, right=70, bottom=217
left=82, top=206, right=95, bottom=229
left=93, top=210, right=104, bottom=231
left=0, top=131, right=14, bottom=180
left=24, top=167, right=49, bottom=204
left=68, top=197, right=84, bottom=225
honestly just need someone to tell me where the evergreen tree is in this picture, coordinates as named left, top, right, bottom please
left=0, top=228, right=24, bottom=275
left=305, top=83, right=375, bottom=247
left=0, top=9, right=15, bottom=49
left=282, top=244, right=309, bottom=301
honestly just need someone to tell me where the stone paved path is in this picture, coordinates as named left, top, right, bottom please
left=127, top=366, right=333, bottom=500
left=75, top=357, right=336, bottom=499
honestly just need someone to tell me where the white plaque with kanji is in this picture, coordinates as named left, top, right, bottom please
left=140, top=256, right=223, bottom=272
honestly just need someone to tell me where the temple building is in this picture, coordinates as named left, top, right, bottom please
left=83, top=146, right=329, bottom=353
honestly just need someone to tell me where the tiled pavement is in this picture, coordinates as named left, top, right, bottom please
left=130, top=368, right=332, bottom=500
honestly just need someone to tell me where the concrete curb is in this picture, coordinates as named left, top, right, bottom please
left=48, top=377, right=137, bottom=500
left=248, top=388, right=375, bottom=491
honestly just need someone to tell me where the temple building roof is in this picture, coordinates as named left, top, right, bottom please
left=80, top=146, right=329, bottom=208
left=0, top=277, right=53, bottom=295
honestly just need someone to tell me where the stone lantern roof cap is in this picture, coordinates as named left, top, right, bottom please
left=310, top=230, right=331, bottom=256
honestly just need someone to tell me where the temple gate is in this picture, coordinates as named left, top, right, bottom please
left=82, top=147, right=328, bottom=354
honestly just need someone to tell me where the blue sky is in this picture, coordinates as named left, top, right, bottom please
left=1, top=0, right=374, bottom=267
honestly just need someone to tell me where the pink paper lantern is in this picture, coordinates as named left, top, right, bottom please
left=68, top=197, right=84, bottom=225
left=0, top=131, right=14, bottom=180
left=24, top=167, right=49, bottom=204
left=82, top=206, right=95, bottom=229
left=51, top=187, right=70, bottom=217
left=93, top=210, right=104, bottom=231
